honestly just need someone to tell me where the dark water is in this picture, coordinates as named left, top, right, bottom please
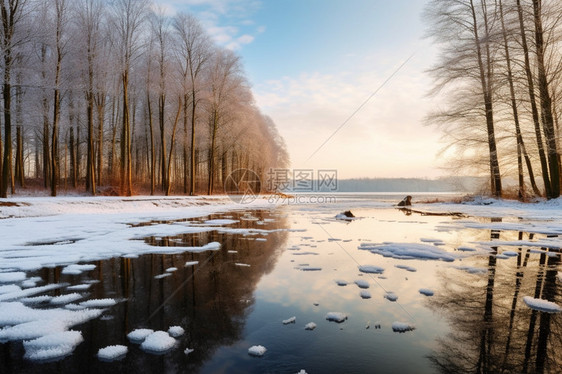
left=1, top=207, right=561, bottom=374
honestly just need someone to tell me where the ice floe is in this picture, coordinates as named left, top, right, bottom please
left=154, top=273, right=172, bottom=279
left=384, top=292, right=398, bottom=302
left=97, top=345, right=128, bottom=361
left=67, top=284, right=92, bottom=291
left=282, top=316, right=296, bottom=325
left=419, top=288, right=434, bottom=296
left=298, top=266, right=322, bottom=271
left=392, top=321, right=415, bottom=333
left=395, top=264, right=417, bottom=272
left=203, top=219, right=238, bottom=225
left=359, top=242, right=456, bottom=262
left=185, top=261, right=199, bottom=266
left=325, top=312, right=347, bottom=323
left=455, top=266, right=487, bottom=275
left=0, top=284, right=22, bottom=294
left=335, top=280, right=348, bottom=286
left=23, top=330, right=84, bottom=361
left=360, top=290, right=371, bottom=299
left=0, top=283, right=68, bottom=302
left=354, top=280, right=369, bottom=289
left=79, top=298, right=117, bottom=308
left=0, top=272, right=26, bottom=283
left=168, top=325, right=185, bottom=337
left=61, top=264, right=96, bottom=275
left=50, top=293, right=83, bottom=305
left=358, top=265, right=385, bottom=274
left=304, top=322, right=316, bottom=330
left=141, top=331, right=176, bottom=353
left=522, top=296, right=562, bottom=313
left=127, top=328, right=154, bottom=343
left=248, top=345, right=267, bottom=356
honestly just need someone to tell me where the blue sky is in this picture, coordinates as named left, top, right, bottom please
left=155, top=0, right=443, bottom=179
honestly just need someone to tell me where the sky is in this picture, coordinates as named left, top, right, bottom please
left=154, top=0, right=444, bottom=179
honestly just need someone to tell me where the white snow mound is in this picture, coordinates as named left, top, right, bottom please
left=98, top=345, right=128, bottom=361
left=523, top=296, right=562, bottom=313
left=140, top=331, right=176, bottom=353
left=325, top=312, right=347, bottom=323
left=248, top=345, right=267, bottom=356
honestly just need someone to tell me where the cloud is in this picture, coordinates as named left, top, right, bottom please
left=254, top=55, right=445, bottom=178
left=154, top=0, right=262, bottom=50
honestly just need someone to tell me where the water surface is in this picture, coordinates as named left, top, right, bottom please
left=1, top=204, right=560, bottom=373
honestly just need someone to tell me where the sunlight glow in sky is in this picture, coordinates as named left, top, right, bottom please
left=155, top=0, right=443, bottom=179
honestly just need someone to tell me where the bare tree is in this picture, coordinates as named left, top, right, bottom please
left=75, top=0, right=105, bottom=195
left=425, top=0, right=502, bottom=196
left=499, top=0, right=540, bottom=198
left=173, top=13, right=210, bottom=196
left=0, top=0, right=29, bottom=197
left=49, top=0, right=70, bottom=197
left=110, top=0, right=148, bottom=196
left=531, top=0, right=560, bottom=198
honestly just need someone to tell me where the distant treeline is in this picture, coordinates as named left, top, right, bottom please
left=331, top=177, right=482, bottom=193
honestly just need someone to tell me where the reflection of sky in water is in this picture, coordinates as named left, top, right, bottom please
left=202, top=208, right=473, bottom=373
left=3, top=203, right=559, bottom=373
left=201, top=206, right=561, bottom=373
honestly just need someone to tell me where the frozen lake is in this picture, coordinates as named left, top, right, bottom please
left=0, top=195, right=561, bottom=373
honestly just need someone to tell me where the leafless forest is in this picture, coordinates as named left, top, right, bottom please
left=0, top=0, right=289, bottom=197
left=425, top=0, right=562, bottom=199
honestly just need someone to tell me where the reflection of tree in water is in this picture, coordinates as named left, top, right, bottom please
left=1, top=210, right=288, bottom=374
left=428, top=221, right=561, bottom=374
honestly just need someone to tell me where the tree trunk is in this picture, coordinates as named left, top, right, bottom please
left=70, top=126, right=76, bottom=187
left=2, top=72, right=12, bottom=198
left=516, top=0, right=551, bottom=197
left=183, top=93, right=189, bottom=194
left=532, top=0, right=560, bottom=198
left=190, top=89, right=197, bottom=196
left=146, top=91, right=155, bottom=195
left=121, top=71, right=132, bottom=196
left=499, top=0, right=540, bottom=198
left=165, top=98, right=182, bottom=196
left=159, top=93, right=167, bottom=193
left=471, top=0, right=502, bottom=197
left=96, top=94, right=105, bottom=186
left=87, top=92, right=96, bottom=194
left=15, top=126, right=24, bottom=187
left=207, top=109, right=218, bottom=195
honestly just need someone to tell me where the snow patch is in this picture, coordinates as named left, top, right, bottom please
left=140, top=331, right=176, bottom=354
left=79, top=298, right=116, bottom=308
left=127, top=328, right=154, bottom=343
left=304, top=322, right=316, bottom=330
left=392, top=321, right=415, bottom=333
left=282, top=316, right=296, bottom=325
left=359, top=242, right=456, bottom=262
left=523, top=296, right=561, bottom=313
left=354, top=280, right=369, bottom=289
left=419, top=288, right=434, bottom=296
left=325, top=312, right=347, bottom=323
left=358, top=265, right=384, bottom=274
left=97, top=345, right=128, bottom=361
left=168, top=326, right=185, bottom=337
left=248, top=345, right=267, bottom=356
